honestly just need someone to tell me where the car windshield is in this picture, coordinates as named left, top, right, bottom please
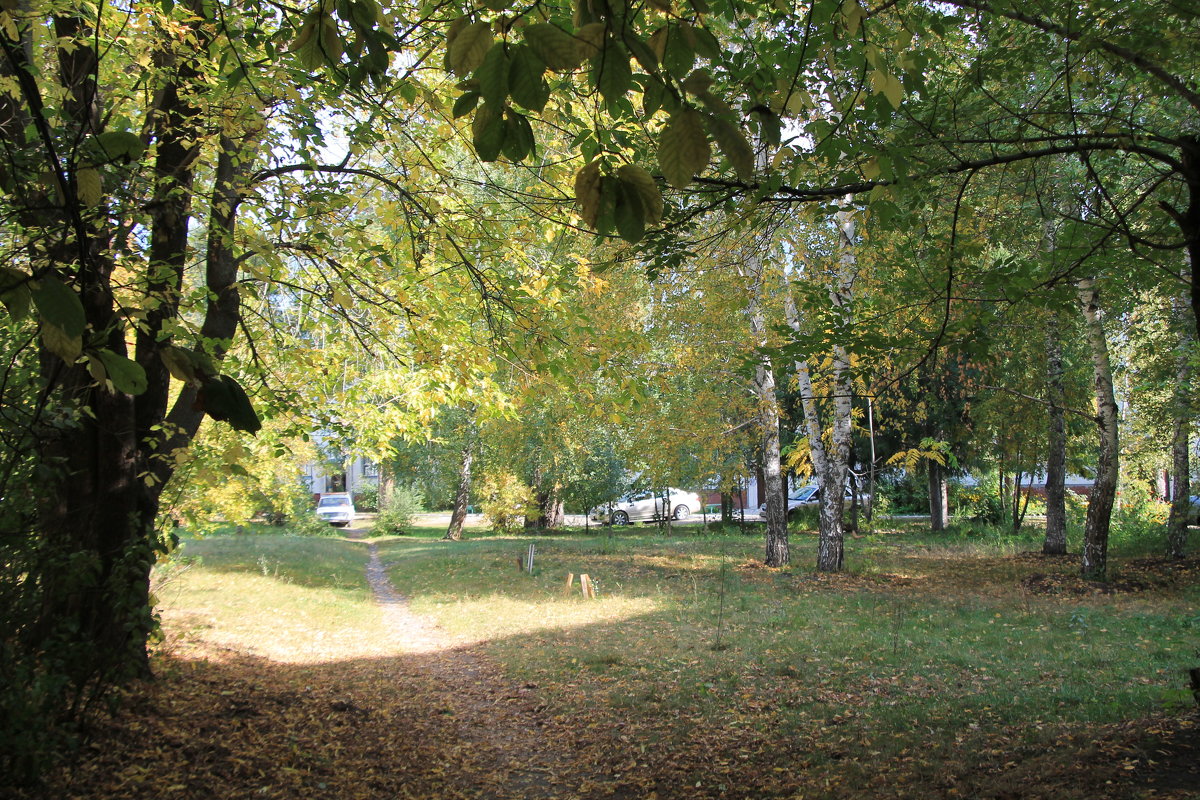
left=789, top=487, right=818, bottom=501
left=318, top=496, right=350, bottom=507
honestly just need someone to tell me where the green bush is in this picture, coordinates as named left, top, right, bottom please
left=288, top=507, right=336, bottom=536
left=479, top=470, right=534, bottom=534
left=374, top=484, right=424, bottom=535
left=1110, top=482, right=1169, bottom=553
left=354, top=483, right=380, bottom=512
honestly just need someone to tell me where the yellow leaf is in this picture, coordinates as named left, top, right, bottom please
left=574, top=161, right=602, bottom=228
left=449, top=21, right=492, bottom=76
left=76, top=168, right=102, bottom=206
left=617, top=163, right=663, bottom=224
left=658, top=107, right=710, bottom=189
left=883, top=73, right=904, bottom=109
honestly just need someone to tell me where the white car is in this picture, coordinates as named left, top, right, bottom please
left=759, top=485, right=864, bottom=519
left=592, top=488, right=702, bottom=525
left=316, top=493, right=355, bottom=526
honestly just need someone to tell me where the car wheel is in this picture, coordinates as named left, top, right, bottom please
left=612, top=510, right=630, bottom=526
left=672, top=505, right=691, bottom=520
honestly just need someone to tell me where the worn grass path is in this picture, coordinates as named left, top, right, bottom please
left=14, top=524, right=603, bottom=800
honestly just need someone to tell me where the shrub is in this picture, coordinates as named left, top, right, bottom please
left=478, top=470, right=534, bottom=534
left=374, top=484, right=424, bottom=535
left=1111, top=481, right=1169, bottom=553
left=354, top=483, right=380, bottom=512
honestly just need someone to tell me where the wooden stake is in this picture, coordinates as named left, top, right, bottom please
left=565, top=573, right=575, bottom=591
left=580, top=573, right=590, bottom=598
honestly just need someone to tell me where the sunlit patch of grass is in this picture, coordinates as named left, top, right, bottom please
left=155, top=535, right=388, bottom=662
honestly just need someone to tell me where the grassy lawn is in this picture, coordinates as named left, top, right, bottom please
left=379, top=522, right=1199, bottom=791
left=152, top=520, right=1199, bottom=796
left=155, top=528, right=380, bottom=663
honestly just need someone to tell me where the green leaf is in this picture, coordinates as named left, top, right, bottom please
left=95, top=350, right=148, bottom=395
left=41, top=323, right=82, bottom=363
left=658, top=107, right=710, bottom=188
left=76, top=168, right=102, bottom=206
left=508, top=45, right=549, bottom=111
left=476, top=42, right=509, bottom=108
left=472, top=102, right=506, bottom=161
left=449, top=20, right=492, bottom=76
left=93, top=131, right=145, bottom=162
left=707, top=114, right=755, bottom=182
left=452, top=90, right=481, bottom=118
left=595, top=175, right=620, bottom=237
left=594, top=44, right=632, bottom=104
left=614, top=179, right=646, bottom=243
left=753, top=107, right=782, bottom=147
left=31, top=276, right=86, bottom=338
left=160, top=346, right=199, bottom=384
left=574, top=161, right=602, bottom=228
left=523, top=23, right=584, bottom=72
left=688, top=24, right=720, bottom=60
left=663, top=24, right=694, bottom=79
left=200, top=374, right=262, bottom=434
left=626, top=35, right=659, bottom=73
left=644, top=75, right=666, bottom=116
left=617, top=163, right=663, bottom=224
left=502, top=110, right=535, bottom=162
left=0, top=267, right=31, bottom=321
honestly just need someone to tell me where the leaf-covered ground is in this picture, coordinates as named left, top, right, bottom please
left=10, top=531, right=1200, bottom=800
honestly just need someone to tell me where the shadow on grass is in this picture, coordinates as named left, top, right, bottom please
left=14, top=612, right=1199, bottom=800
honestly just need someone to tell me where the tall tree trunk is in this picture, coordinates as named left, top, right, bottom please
left=788, top=206, right=857, bottom=572
left=1077, top=278, right=1119, bottom=580
left=743, top=233, right=788, bottom=566
left=928, top=462, right=948, bottom=531
left=21, top=4, right=226, bottom=683
left=445, top=439, right=475, bottom=541
left=1043, top=317, right=1069, bottom=554
left=1167, top=282, right=1194, bottom=558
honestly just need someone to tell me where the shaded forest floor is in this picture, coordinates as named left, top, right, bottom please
left=10, top=526, right=1200, bottom=799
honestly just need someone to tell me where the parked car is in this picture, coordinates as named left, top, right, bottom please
left=316, top=493, right=355, bottom=526
left=758, top=484, right=867, bottom=519
left=591, top=488, right=702, bottom=525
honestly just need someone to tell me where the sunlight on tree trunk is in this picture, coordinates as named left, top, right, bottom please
left=445, top=441, right=475, bottom=541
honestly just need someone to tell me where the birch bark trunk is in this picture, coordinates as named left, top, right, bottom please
left=786, top=207, right=857, bottom=572
left=744, top=240, right=788, bottom=566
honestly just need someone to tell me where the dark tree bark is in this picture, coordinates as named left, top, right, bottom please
left=1166, top=286, right=1194, bottom=558
left=928, top=462, right=949, bottom=532
left=8, top=4, right=255, bottom=684
left=1077, top=278, right=1119, bottom=580
left=1043, top=318, right=1069, bottom=554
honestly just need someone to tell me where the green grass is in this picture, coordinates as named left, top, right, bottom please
left=154, top=522, right=1199, bottom=787
left=379, top=525, right=1198, bottom=762
left=155, top=531, right=379, bottom=661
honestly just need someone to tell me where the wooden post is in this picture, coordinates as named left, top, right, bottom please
left=517, top=557, right=525, bottom=572
left=527, top=543, right=536, bottom=574
left=580, top=573, right=590, bottom=598
left=565, top=573, right=575, bottom=591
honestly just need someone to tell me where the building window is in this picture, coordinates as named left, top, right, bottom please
left=363, top=459, right=379, bottom=478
